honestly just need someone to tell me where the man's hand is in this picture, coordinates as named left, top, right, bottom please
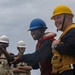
left=0, top=44, right=13, bottom=61
left=0, top=44, right=4, bottom=51
left=52, top=39, right=60, bottom=53
left=11, top=53, right=23, bottom=64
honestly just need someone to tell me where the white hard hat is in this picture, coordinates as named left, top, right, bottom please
left=17, top=40, right=26, bottom=48
left=0, top=35, right=9, bottom=43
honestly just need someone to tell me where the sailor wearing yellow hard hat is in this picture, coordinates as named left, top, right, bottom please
left=51, top=5, right=75, bottom=75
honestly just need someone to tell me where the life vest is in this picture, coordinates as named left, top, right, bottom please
left=36, top=32, right=56, bottom=75
left=0, top=53, right=14, bottom=75
left=51, top=24, right=75, bottom=74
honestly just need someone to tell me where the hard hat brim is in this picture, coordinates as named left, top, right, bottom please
left=28, top=26, right=47, bottom=31
left=51, top=12, right=74, bottom=20
left=0, top=40, right=9, bottom=43
left=17, top=46, right=26, bottom=48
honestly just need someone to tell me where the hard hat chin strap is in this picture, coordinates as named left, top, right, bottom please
left=57, top=15, right=66, bottom=32
left=61, top=15, right=66, bottom=31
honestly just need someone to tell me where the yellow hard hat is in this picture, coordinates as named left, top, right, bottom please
left=51, top=5, right=74, bottom=20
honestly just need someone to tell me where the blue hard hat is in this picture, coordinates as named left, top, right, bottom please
left=28, top=18, right=47, bottom=31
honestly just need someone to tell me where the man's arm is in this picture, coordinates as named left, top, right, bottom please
left=20, top=40, right=52, bottom=63
left=55, top=28, right=75, bottom=55
left=12, top=67, right=31, bottom=74
left=0, top=45, right=14, bottom=66
left=28, top=62, right=39, bottom=69
left=11, top=40, right=52, bottom=65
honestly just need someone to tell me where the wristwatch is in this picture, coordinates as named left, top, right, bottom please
left=54, top=44, right=58, bottom=50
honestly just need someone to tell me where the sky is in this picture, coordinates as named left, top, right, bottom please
left=0, top=0, right=75, bottom=75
